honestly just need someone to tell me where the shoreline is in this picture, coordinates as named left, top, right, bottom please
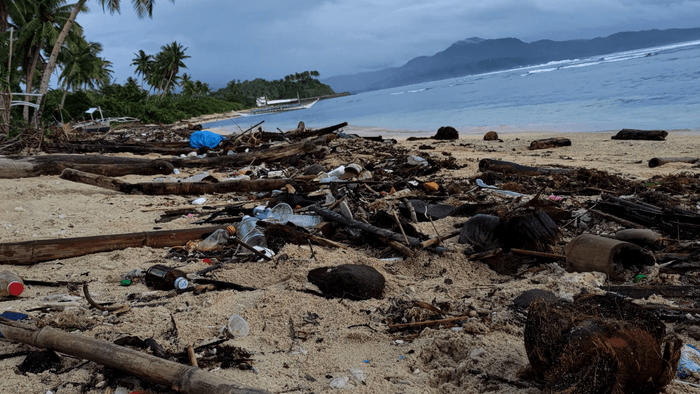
left=202, top=118, right=697, bottom=140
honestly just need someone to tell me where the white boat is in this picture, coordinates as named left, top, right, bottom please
left=72, top=107, right=110, bottom=132
left=251, top=96, right=319, bottom=115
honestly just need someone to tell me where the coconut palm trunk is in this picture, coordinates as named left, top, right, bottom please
left=23, top=46, right=41, bottom=122
left=30, top=0, right=85, bottom=127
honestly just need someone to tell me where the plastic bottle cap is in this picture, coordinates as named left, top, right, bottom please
left=7, top=281, right=23, bottom=296
left=174, top=277, right=188, bottom=290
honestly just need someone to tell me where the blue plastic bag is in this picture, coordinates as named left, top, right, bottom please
left=677, top=344, right=700, bottom=379
left=189, top=130, right=225, bottom=149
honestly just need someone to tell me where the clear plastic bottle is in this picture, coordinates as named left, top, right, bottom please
left=237, top=216, right=268, bottom=251
left=144, top=265, right=188, bottom=290
left=197, top=226, right=236, bottom=252
left=0, top=270, right=25, bottom=296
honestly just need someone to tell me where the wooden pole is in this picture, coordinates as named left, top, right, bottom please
left=0, top=318, right=270, bottom=394
left=0, top=226, right=224, bottom=265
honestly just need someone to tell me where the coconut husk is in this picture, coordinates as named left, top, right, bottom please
left=524, top=294, right=681, bottom=394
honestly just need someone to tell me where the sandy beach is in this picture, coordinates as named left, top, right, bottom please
left=0, top=125, right=699, bottom=394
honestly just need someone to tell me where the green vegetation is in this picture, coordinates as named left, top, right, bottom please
left=0, top=1, right=333, bottom=133
left=211, top=71, right=335, bottom=107
left=44, top=78, right=243, bottom=124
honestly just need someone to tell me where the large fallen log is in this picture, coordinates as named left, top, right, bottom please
left=611, top=129, right=668, bottom=140
left=0, top=226, right=223, bottom=265
left=0, top=318, right=270, bottom=394
left=478, top=159, right=575, bottom=175
left=528, top=137, right=571, bottom=150
left=60, top=168, right=304, bottom=195
left=648, top=157, right=699, bottom=168
left=0, top=155, right=174, bottom=179
left=44, top=142, right=194, bottom=156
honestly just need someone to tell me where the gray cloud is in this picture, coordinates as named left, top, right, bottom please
left=76, top=0, right=700, bottom=89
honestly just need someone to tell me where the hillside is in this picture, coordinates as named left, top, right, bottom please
left=323, top=27, right=700, bottom=93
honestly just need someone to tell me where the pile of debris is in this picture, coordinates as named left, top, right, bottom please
left=0, top=123, right=699, bottom=393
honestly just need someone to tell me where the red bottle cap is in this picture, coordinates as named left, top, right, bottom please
left=8, top=281, right=23, bottom=296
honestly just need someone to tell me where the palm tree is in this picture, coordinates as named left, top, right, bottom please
left=179, top=72, right=194, bottom=96
left=130, top=49, right=152, bottom=90
left=198, top=81, right=210, bottom=97
left=56, top=35, right=112, bottom=107
left=31, top=0, right=175, bottom=126
left=9, top=0, right=86, bottom=121
left=156, top=40, right=189, bottom=98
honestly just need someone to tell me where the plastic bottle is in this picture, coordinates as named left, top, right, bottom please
left=0, top=271, right=24, bottom=296
left=144, top=264, right=188, bottom=290
left=197, top=226, right=236, bottom=252
left=237, top=216, right=268, bottom=251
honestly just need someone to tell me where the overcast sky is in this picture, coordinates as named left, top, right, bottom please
left=77, top=0, right=700, bottom=90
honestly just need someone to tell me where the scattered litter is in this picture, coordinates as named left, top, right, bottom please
left=191, top=197, right=207, bottom=205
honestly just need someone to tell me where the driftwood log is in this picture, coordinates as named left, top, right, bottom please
left=478, top=159, right=575, bottom=175
left=0, top=155, right=174, bottom=179
left=648, top=157, right=699, bottom=168
left=60, top=168, right=304, bottom=195
left=168, top=134, right=332, bottom=168
left=0, top=318, right=270, bottom=394
left=44, top=142, right=194, bottom=156
left=0, top=135, right=332, bottom=179
left=287, top=122, right=348, bottom=140
left=611, top=129, right=668, bottom=141
left=528, top=137, right=571, bottom=150
left=0, top=226, right=223, bottom=265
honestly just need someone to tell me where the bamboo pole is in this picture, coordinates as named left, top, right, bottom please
left=0, top=318, right=270, bottom=394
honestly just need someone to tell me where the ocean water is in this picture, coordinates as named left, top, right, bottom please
left=205, top=40, right=700, bottom=135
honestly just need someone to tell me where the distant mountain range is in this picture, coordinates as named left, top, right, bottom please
left=323, top=27, right=700, bottom=93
